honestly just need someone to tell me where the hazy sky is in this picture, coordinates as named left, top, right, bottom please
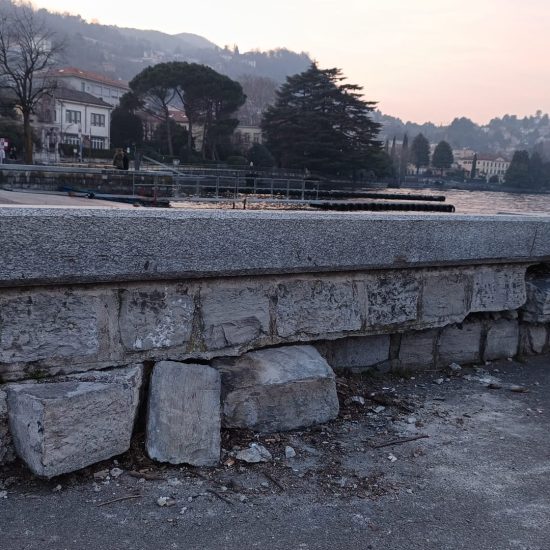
left=32, top=0, right=550, bottom=124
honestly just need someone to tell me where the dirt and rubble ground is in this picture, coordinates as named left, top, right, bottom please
left=1, top=356, right=549, bottom=550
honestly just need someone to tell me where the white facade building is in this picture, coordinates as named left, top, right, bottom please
left=458, top=155, right=510, bottom=183
left=36, top=88, right=113, bottom=159
left=49, top=67, right=129, bottom=107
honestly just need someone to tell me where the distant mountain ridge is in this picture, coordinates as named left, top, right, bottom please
left=19, top=1, right=312, bottom=84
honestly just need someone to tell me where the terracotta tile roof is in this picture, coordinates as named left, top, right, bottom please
left=51, top=67, right=129, bottom=90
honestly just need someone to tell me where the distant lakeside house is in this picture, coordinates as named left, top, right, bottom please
left=457, top=155, right=510, bottom=183
left=31, top=67, right=127, bottom=159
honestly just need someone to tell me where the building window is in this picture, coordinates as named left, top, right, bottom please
left=65, top=110, right=81, bottom=124
left=63, top=134, right=80, bottom=146
left=91, top=113, right=105, bottom=127
left=253, top=134, right=260, bottom=143
left=91, top=137, right=105, bottom=149
left=81, top=82, right=85, bottom=92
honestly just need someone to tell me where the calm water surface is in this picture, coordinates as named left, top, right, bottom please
left=398, top=188, right=550, bottom=216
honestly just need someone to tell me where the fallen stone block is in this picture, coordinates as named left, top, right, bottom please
left=7, top=365, right=142, bottom=478
left=146, top=361, right=221, bottom=467
left=399, top=329, right=438, bottom=369
left=438, top=321, right=482, bottom=366
left=319, top=335, right=390, bottom=370
left=484, top=320, right=519, bottom=361
left=0, top=389, right=15, bottom=465
left=520, top=324, right=548, bottom=355
left=214, top=345, right=339, bottom=433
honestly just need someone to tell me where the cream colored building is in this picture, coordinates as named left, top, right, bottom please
left=458, top=155, right=510, bottom=183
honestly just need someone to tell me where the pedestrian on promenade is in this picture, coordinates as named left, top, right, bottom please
left=113, top=148, right=124, bottom=169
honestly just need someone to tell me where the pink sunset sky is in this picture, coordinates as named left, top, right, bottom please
left=32, top=0, right=550, bottom=125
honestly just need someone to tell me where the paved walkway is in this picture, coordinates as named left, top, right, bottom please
left=0, top=189, right=133, bottom=208
left=1, top=356, right=549, bottom=550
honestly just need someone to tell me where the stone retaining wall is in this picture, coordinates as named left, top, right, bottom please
left=1, top=208, right=550, bottom=476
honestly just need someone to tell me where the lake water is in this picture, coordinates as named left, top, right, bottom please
left=398, top=188, right=550, bottom=216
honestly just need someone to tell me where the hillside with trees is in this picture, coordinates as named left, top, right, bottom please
left=374, top=110, right=550, bottom=159
left=0, top=0, right=312, bottom=84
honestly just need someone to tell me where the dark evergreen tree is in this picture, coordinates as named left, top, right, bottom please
left=470, top=153, right=478, bottom=179
left=528, top=151, right=546, bottom=188
left=505, top=150, right=530, bottom=187
left=410, top=133, right=430, bottom=173
left=261, top=63, right=381, bottom=175
left=129, top=64, right=177, bottom=155
left=399, top=133, right=409, bottom=180
left=110, top=92, right=144, bottom=148
left=431, top=140, right=454, bottom=173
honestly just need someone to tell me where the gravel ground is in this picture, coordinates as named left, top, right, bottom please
left=1, top=356, right=549, bottom=550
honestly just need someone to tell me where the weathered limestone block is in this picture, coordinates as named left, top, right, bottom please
left=398, top=329, right=438, bottom=369
left=471, top=266, right=527, bottom=312
left=365, top=274, right=419, bottom=327
left=319, top=335, right=390, bottom=369
left=275, top=279, right=361, bottom=338
left=215, top=345, right=339, bottom=433
left=119, top=285, right=194, bottom=351
left=68, top=364, right=144, bottom=405
left=7, top=365, right=143, bottom=477
left=420, top=272, right=470, bottom=325
left=438, top=321, right=482, bottom=366
left=0, top=388, right=15, bottom=465
left=521, top=277, right=550, bottom=322
left=520, top=324, right=548, bottom=355
left=484, top=320, right=519, bottom=361
left=201, top=282, right=270, bottom=350
left=146, top=361, right=221, bottom=467
left=0, top=290, right=100, bottom=363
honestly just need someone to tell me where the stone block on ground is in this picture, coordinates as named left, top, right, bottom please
left=484, top=320, right=519, bottom=361
left=319, top=335, right=390, bottom=370
left=0, top=389, right=15, bottom=465
left=438, top=321, right=482, bottom=366
left=214, top=345, right=339, bottom=433
left=398, top=329, right=438, bottom=369
left=520, top=324, right=548, bottom=356
left=7, top=365, right=142, bottom=478
left=146, top=361, right=221, bottom=467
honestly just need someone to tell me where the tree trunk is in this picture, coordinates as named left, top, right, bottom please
left=164, top=110, right=173, bottom=157
left=187, top=118, right=193, bottom=153
left=23, top=111, right=33, bottom=165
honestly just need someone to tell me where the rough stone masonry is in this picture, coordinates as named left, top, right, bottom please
left=1, top=208, right=550, bottom=477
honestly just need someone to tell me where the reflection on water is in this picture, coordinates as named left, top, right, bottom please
left=397, top=188, right=550, bottom=216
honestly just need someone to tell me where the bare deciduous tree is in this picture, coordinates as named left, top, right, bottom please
left=0, top=2, right=63, bottom=163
